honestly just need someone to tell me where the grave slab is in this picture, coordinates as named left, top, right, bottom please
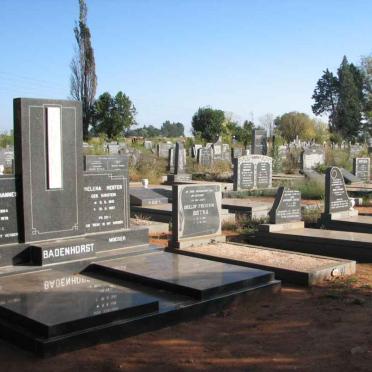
left=87, top=251, right=275, bottom=300
left=0, top=269, right=159, bottom=338
left=172, top=242, right=356, bottom=286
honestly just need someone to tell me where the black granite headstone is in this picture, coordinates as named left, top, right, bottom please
left=172, top=184, right=221, bottom=242
left=325, top=167, right=351, bottom=214
left=353, top=158, right=370, bottom=182
left=14, top=98, right=84, bottom=243
left=269, top=187, right=301, bottom=224
left=174, top=142, right=187, bottom=174
left=0, top=176, right=19, bottom=245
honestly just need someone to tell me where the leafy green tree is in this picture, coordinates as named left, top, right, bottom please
left=235, top=120, right=254, bottom=146
left=274, top=112, right=316, bottom=142
left=125, top=125, right=161, bottom=138
left=191, top=107, right=225, bottom=142
left=70, top=0, right=97, bottom=140
left=361, top=56, right=372, bottom=138
left=92, top=91, right=137, bottom=139
left=160, top=121, right=184, bottom=137
left=334, top=56, right=363, bottom=139
left=0, top=131, right=13, bottom=148
left=312, top=69, right=338, bottom=131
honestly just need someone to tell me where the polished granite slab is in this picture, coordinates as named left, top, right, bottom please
left=87, top=251, right=274, bottom=300
left=0, top=269, right=159, bottom=337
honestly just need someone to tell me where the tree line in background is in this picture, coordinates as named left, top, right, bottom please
left=70, top=1, right=372, bottom=145
left=312, top=55, right=372, bottom=142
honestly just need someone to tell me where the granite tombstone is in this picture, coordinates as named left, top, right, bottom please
left=353, top=157, right=370, bottom=182
left=170, top=183, right=225, bottom=248
left=324, top=167, right=351, bottom=214
left=197, top=147, right=213, bottom=167
left=269, top=187, right=301, bottom=224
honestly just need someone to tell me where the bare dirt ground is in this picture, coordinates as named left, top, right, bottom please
left=0, top=237, right=371, bottom=372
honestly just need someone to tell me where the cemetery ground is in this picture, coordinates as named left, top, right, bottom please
left=0, top=233, right=370, bottom=371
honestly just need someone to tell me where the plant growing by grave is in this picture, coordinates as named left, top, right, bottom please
left=128, top=153, right=167, bottom=184
left=70, top=0, right=97, bottom=140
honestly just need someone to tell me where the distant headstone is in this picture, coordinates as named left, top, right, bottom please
left=353, top=158, right=370, bottom=182
left=107, top=143, right=121, bottom=154
left=222, top=144, right=231, bottom=162
left=232, top=147, right=243, bottom=159
left=170, top=183, right=225, bottom=248
left=233, top=155, right=272, bottom=191
left=197, top=147, right=213, bottom=167
left=168, top=148, right=175, bottom=173
left=158, top=143, right=174, bottom=158
left=167, top=142, right=191, bottom=183
left=212, top=136, right=223, bottom=160
left=251, top=129, right=267, bottom=155
left=341, top=168, right=361, bottom=184
left=324, top=167, right=351, bottom=214
left=192, top=144, right=202, bottom=158
left=301, top=146, right=325, bottom=170
left=269, top=187, right=301, bottom=224
left=144, top=140, right=152, bottom=150
left=85, top=155, right=128, bottom=173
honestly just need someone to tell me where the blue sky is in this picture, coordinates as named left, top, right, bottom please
left=0, top=0, right=371, bottom=133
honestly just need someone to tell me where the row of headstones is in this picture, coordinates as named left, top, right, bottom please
left=269, top=166, right=362, bottom=225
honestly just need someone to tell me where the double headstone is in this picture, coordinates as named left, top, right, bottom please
left=353, top=157, right=370, bottom=182
left=233, top=155, right=272, bottom=191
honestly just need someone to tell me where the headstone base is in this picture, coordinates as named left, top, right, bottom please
left=168, top=234, right=226, bottom=249
left=166, top=173, right=192, bottom=184
left=258, top=221, right=305, bottom=233
left=320, top=209, right=359, bottom=224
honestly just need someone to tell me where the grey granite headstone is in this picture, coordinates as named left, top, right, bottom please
left=144, top=140, right=152, bottom=150
left=192, top=144, right=202, bottom=158
left=14, top=98, right=84, bottom=243
left=107, top=143, right=121, bottom=154
left=251, top=129, right=267, bottom=155
left=222, top=144, right=231, bottom=162
left=167, top=142, right=191, bottom=183
left=324, top=167, right=351, bottom=214
left=269, top=187, right=301, bottom=224
left=171, top=183, right=224, bottom=247
left=353, top=158, right=370, bottom=182
left=233, top=155, right=272, bottom=191
left=174, top=142, right=187, bottom=174
left=0, top=176, right=19, bottom=245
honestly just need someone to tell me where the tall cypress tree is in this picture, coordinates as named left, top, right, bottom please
left=70, top=0, right=97, bottom=140
left=334, top=56, right=363, bottom=139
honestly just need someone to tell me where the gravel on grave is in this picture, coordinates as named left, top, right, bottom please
left=182, top=243, right=344, bottom=271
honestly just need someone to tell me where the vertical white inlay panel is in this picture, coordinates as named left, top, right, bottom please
left=46, top=107, right=62, bottom=189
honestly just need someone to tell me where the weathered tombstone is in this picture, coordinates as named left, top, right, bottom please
left=269, top=187, right=301, bottom=224
left=192, top=144, right=202, bottom=158
left=251, top=129, right=267, bottom=155
left=197, top=147, right=213, bottom=167
left=167, top=142, right=192, bottom=183
left=232, top=147, right=243, bottom=159
left=353, top=157, right=370, bottom=182
left=144, top=140, right=152, bottom=150
left=107, top=143, right=121, bottom=154
left=233, top=155, right=272, bottom=191
left=222, top=143, right=231, bottom=162
left=169, top=183, right=225, bottom=248
left=158, top=143, right=174, bottom=158
left=212, top=136, right=223, bottom=160
left=168, top=147, right=175, bottom=173
left=301, top=146, right=325, bottom=170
